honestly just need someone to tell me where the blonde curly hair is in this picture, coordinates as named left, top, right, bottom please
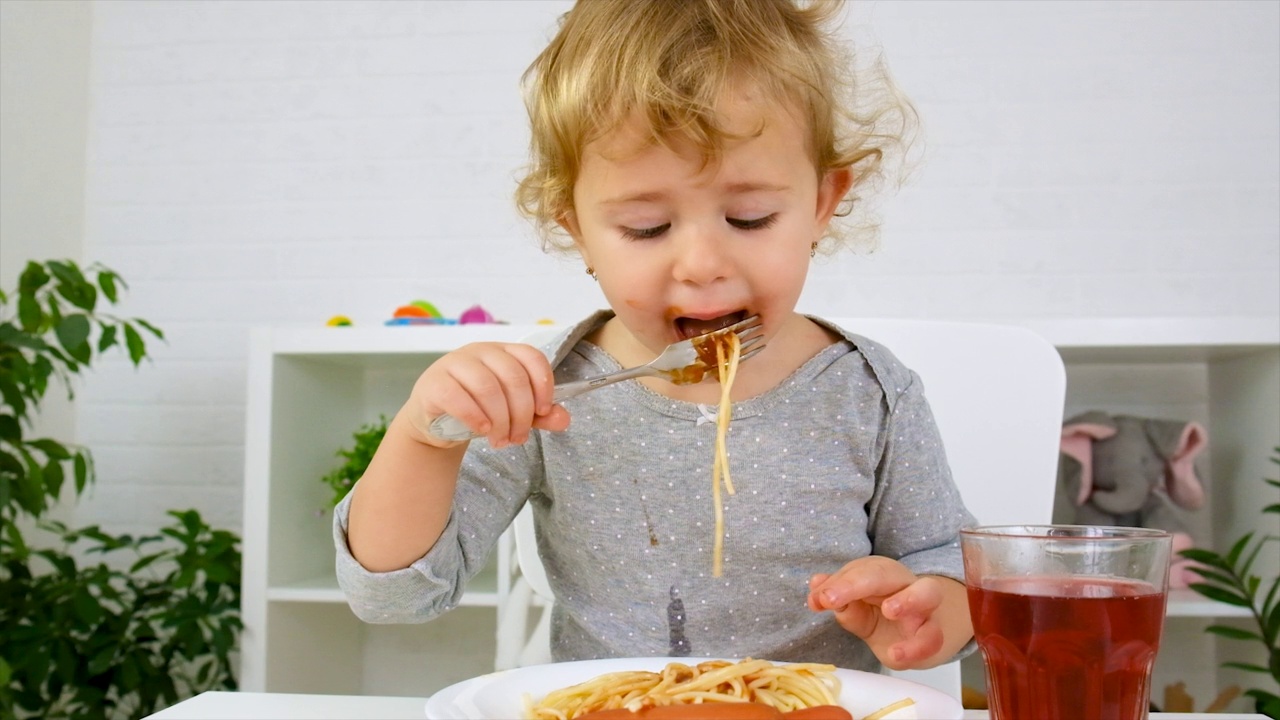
left=515, top=0, right=918, bottom=256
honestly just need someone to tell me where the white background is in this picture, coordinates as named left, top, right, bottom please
left=2, top=0, right=1277, bottom=540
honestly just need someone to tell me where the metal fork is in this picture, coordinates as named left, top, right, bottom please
left=427, top=314, right=766, bottom=441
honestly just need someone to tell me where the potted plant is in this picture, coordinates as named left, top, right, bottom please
left=0, top=260, right=242, bottom=719
left=1179, top=445, right=1280, bottom=719
left=320, top=416, right=388, bottom=509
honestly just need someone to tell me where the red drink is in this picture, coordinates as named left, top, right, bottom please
left=968, top=575, right=1167, bottom=720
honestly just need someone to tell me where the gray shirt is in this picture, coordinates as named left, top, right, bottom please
left=334, top=312, right=976, bottom=672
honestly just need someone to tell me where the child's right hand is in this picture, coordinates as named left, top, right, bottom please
left=399, top=342, right=572, bottom=450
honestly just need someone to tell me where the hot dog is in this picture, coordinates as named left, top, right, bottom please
left=575, top=703, right=853, bottom=720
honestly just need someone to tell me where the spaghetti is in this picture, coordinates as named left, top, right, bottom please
left=523, top=658, right=841, bottom=720
left=711, top=330, right=742, bottom=577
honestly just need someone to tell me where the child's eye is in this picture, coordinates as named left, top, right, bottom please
left=620, top=223, right=670, bottom=240
left=727, top=214, right=778, bottom=231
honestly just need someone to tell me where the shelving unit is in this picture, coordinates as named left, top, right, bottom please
left=240, top=324, right=543, bottom=697
left=239, top=317, right=1279, bottom=701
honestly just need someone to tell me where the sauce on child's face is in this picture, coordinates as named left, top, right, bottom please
left=569, top=90, right=845, bottom=377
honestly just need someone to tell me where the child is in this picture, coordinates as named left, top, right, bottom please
left=336, top=0, right=976, bottom=673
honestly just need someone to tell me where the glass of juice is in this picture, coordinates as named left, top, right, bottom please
left=960, top=525, right=1172, bottom=720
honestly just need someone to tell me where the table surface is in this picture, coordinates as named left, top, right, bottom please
left=143, top=691, right=1271, bottom=719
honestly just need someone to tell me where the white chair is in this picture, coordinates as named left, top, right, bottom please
left=493, top=319, right=1067, bottom=700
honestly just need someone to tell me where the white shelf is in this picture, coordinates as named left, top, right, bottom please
left=1166, top=589, right=1252, bottom=618
left=264, top=324, right=560, bottom=356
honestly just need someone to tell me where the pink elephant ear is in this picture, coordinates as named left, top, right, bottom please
left=1166, top=422, right=1207, bottom=510
left=1168, top=532, right=1198, bottom=588
left=1061, top=422, right=1118, bottom=506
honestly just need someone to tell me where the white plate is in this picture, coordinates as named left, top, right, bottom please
left=424, top=657, right=963, bottom=719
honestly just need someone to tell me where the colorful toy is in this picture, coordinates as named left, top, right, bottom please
left=383, top=301, right=503, bottom=326
left=391, top=300, right=443, bottom=320
left=458, top=305, right=495, bottom=324
left=326, top=315, right=353, bottom=327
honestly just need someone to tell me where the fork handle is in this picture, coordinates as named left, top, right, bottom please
left=426, top=365, right=653, bottom=442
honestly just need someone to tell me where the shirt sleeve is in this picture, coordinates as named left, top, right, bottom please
left=332, top=436, right=544, bottom=624
left=865, top=368, right=977, bottom=583
left=864, top=368, right=980, bottom=662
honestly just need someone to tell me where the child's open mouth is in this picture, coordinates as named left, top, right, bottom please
left=674, top=311, right=748, bottom=340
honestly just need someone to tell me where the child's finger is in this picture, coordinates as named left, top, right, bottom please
left=828, top=600, right=878, bottom=640
left=806, top=573, right=832, bottom=611
left=478, top=350, right=542, bottom=446
left=810, top=558, right=908, bottom=610
left=505, top=343, right=558, bottom=416
left=441, top=356, right=520, bottom=445
left=531, top=404, right=571, bottom=433
left=885, top=622, right=945, bottom=669
left=880, top=577, right=945, bottom=622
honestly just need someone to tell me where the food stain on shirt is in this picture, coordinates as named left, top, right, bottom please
left=633, top=478, right=659, bottom=546
left=667, top=586, right=691, bottom=657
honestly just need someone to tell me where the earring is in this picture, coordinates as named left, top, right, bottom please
left=586, top=266, right=596, bottom=280
left=810, top=241, right=819, bottom=258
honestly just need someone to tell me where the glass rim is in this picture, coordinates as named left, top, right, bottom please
left=960, top=524, right=1172, bottom=540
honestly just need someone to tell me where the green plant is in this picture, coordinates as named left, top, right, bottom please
left=320, top=415, right=388, bottom=508
left=1179, top=445, right=1280, bottom=719
left=0, top=260, right=243, bottom=719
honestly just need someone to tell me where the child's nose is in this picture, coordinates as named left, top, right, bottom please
left=670, top=224, right=732, bottom=285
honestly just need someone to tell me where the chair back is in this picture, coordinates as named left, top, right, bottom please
left=494, top=319, right=1067, bottom=698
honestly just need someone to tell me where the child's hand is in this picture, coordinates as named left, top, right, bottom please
left=399, top=342, right=571, bottom=449
left=807, top=556, right=962, bottom=670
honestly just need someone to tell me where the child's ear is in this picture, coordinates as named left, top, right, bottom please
left=556, top=209, right=583, bottom=241
left=816, top=168, right=854, bottom=223
left=556, top=210, right=592, bottom=267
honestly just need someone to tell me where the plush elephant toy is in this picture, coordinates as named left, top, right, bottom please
left=1052, top=410, right=1208, bottom=587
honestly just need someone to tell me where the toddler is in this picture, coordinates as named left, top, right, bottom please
left=336, top=0, right=976, bottom=673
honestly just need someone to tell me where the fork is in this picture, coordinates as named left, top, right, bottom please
left=427, top=315, right=766, bottom=441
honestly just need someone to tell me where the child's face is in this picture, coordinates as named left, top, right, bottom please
left=563, top=90, right=850, bottom=355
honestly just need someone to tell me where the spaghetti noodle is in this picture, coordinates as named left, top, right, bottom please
left=711, top=330, right=742, bottom=578
left=523, top=658, right=841, bottom=720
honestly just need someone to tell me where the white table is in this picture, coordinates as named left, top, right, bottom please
left=143, top=691, right=1270, bottom=719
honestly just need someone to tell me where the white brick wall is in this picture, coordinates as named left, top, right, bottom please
left=73, top=0, right=1278, bottom=536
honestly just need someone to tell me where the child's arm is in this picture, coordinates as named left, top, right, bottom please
left=346, top=341, right=569, bottom=572
left=806, top=556, right=974, bottom=670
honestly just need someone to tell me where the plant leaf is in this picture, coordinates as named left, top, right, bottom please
left=1185, top=566, right=1239, bottom=589
left=49, top=260, right=96, bottom=311
left=124, top=323, right=146, bottom=365
left=1187, top=582, right=1251, bottom=607
left=98, top=324, right=118, bottom=353
left=0, top=414, right=20, bottom=443
left=1226, top=531, right=1255, bottom=571
left=87, top=646, right=116, bottom=676
left=98, top=270, right=119, bottom=303
left=135, top=318, right=165, bottom=341
left=74, top=450, right=90, bottom=495
left=18, top=260, right=51, bottom=294
left=129, top=552, right=164, bottom=574
left=1178, top=548, right=1232, bottom=570
left=42, top=457, right=64, bottom=500
left=1205, top=624, right=1262, bottom=641
left=1266, top=596, right=1280, bottom=644
left=17, top=293, right=43, bottom=333
left=1221, top=661, right=1270, bottom=674
left=26, top=438, right=71, bottom=460
left=55, top=315, right=92, bottom=364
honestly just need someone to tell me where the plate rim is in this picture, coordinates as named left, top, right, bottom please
left=423, top=656, right=963, bottom=719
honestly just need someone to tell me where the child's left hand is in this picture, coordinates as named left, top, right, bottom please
left=807, top=556, right=964, bottom=670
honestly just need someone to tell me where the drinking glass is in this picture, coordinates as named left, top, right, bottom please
left=960, top=525, right=1172, bottom=720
